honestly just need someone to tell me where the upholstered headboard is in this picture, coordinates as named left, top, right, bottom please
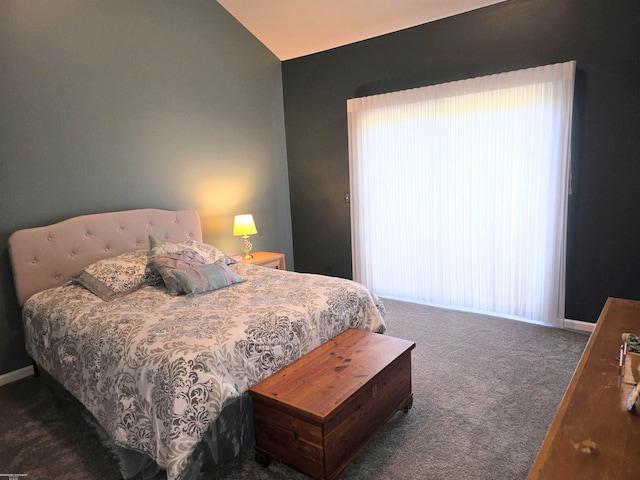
left=8, top=209, right=202, bottom=306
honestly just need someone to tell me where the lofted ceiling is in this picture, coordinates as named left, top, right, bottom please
left=217, top=0, right=508, bottom=61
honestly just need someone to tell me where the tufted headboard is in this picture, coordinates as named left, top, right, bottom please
left=8, top=209, right=202, bottom=306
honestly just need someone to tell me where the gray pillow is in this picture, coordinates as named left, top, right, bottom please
left=149, top=235, right=227, bottom=264
left=75, top=250, right=161, bottom=301
left=149, top=250, right=207, bottom=295
left=170, top=261, right=244, bottom=295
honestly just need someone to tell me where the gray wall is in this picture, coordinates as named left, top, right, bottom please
left=0, top=1, right=292, bottom=375
left=283, top=0, right=640, bottom=324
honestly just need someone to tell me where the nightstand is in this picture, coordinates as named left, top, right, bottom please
left=243, top=252, right=286, bottom=270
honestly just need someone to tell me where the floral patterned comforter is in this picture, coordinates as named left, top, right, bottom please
left=22, top=263, right=386, bottom=480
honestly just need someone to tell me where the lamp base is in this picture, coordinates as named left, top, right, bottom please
left=241, top=236, right=253, bottom=259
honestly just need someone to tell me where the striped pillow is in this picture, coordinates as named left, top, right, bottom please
left=169, top=261, right=244, bottom=295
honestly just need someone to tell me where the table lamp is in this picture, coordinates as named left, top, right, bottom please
left=233, top=214, right=257, bottom=259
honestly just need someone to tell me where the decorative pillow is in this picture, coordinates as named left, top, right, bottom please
left=149, top=236, right=227, bottom=264
left=148, top=250, right=207, bottom=295
left=75, top=250, right=161, bottom=301
left=169, top=261, right=244, bottom=295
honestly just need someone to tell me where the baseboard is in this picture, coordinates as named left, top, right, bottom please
left=564, top=318, right=595, bottom=334
left=0, top=365, right=34, bottom=387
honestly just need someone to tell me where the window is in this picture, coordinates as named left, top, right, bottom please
left=347, top=61, right=576, bottom=326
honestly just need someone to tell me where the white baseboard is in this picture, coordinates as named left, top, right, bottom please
left=0, top=365, right=35, bottom=387
left=564, top=318, right=595, bottom=334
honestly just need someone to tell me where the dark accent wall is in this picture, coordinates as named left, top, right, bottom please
left=0, top=1, right=291, bottom=375
left=282, top=0, right=640, bottom=324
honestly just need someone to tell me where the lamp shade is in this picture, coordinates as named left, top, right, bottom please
left=233, top=214, right=257, bottom=236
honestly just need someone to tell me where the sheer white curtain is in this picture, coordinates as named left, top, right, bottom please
left=347, top=61, right=576, bottom=326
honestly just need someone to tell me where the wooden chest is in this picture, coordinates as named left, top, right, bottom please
left=249, top=328, right=415, bottom=480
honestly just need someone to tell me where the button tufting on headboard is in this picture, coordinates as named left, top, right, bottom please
left=8, top=209, right=202, bottom=306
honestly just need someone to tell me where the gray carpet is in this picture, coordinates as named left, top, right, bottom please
left=0, top=299, right=589, bottom=479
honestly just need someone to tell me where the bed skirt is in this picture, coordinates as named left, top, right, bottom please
left=39, top=367, right=255, bottom=480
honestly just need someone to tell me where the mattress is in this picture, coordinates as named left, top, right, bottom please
left=22, top=262, right=386, bottom=479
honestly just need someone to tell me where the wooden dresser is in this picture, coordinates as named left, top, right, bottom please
left=528, top=297, right=640, bottom=479
left=249, top=328, right=415, bottom=480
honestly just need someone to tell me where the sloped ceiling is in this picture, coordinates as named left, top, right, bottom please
left=217, top=0, right=508, bottom=60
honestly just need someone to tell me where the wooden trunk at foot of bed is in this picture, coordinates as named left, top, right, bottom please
left=249, top=329, right=415, bottom=480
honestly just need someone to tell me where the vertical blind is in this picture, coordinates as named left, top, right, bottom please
left=347, top=61, right=576, bottom=326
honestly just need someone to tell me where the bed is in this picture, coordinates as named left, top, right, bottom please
left=8, top=209, right=386, bottom=480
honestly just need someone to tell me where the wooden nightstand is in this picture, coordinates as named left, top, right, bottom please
left=243, top=252, right=286, bottom=270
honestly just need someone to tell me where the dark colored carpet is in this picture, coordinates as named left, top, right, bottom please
left=0, top=299, right=589, bottom=479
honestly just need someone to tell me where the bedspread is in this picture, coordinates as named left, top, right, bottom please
left=22, top=263, right=386, bottom=480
